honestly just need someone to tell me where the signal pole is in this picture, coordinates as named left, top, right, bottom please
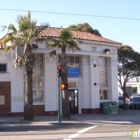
left=57, top=65, right=62, bottom=123
left=58, top=76, right=61, bottom=123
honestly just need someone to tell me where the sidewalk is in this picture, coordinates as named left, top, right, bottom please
left=0, top=108, right=140, bottom=125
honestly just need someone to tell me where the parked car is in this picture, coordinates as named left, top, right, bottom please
left=118, top=96, right=129, bottom=108
left=129, top=93, right=140, bottom=100
left=128, top=96, right=140, bottom=109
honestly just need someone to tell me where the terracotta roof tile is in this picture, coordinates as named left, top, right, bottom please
left=0, top=27, right=121, bottom=49
left=41, top=27, right=122, bottom=45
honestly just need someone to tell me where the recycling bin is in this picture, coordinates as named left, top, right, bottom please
left=101, top=102, right=110, bottom=114
left=109, top=101, right=119, bottom=114
left=101, top=101, right=119, bottom=114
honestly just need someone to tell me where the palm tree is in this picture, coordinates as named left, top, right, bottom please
left=47, top=29, right=81, bottom=119
left=2, top=11, right=49, bottom=120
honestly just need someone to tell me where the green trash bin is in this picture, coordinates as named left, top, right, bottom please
left=109, top=101, right=119, bottom=115
left=101, top=101, right=119, bottom=114
left=101, top=102, right=110, bottom=114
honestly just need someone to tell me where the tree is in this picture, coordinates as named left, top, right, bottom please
left=67, top=23, right=102, bottom=36
left=2, top=11, right=49, bottom=120
left=47, top=29, right=81, bottom=119
left=118, top=45, right=140, bottom=109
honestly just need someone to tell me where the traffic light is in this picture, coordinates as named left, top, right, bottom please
left=57, top=65, right=62, bottom=77
left=61, top=83, right=68, bottom=90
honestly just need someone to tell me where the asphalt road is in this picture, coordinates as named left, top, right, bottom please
left=0, top=123, right=140, bottom=140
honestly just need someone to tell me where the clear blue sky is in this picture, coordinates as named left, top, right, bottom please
left=0, top=0, right=140, bottom=52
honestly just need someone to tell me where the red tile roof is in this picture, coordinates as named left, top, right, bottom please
left=41, top=27, right=122, bottom=45
left=0, top=27, right=121, bottom=49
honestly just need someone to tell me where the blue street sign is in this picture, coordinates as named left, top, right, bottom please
left=68, top=67, right=80, bottom=77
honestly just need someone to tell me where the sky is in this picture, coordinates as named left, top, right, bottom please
left=0, top=0, right=140, bottom=52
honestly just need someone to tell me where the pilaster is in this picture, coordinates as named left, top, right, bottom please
left=108, top=57, right=118, bottom=102
left=81, top=56, right=90, bottom=108
left=44, top=54, right=58, bottom=114
left=90, top=56, right=100, bottom=108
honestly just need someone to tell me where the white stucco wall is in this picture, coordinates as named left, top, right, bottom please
left=44, top=55, right=57, bottom=112
left=90, top=56, right=100, bottom=108
left=0, top=51, right=11, bottom=81
left=0, top=50, right=24, bottom=113
left=81, top=56, right=91, bottom=109
left=108, top=57, right=118, bottom=102
left=11, top=65, right=24, bottom=113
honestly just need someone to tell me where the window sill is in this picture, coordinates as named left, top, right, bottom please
left=33, top=102, right=44, bottom=105
left=100, top=100, right=111, bottom=102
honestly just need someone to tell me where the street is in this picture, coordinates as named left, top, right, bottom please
left=0, top=122, right=140, bottom=140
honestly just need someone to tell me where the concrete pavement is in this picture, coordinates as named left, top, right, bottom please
left=0, top=108, right=140, bottom=125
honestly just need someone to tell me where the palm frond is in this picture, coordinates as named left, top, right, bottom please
left=67, top=40, right=81, bottom=51
left=13, top=56, right=24, bottom=69
left=34, top=23, right=49, bottom=38
left=49, top=50, right=56, bottom=57
left=27, top=11, right=31, bottom=19
left=60, top=29, right=73, bottom=41
left=40, top=22, right=50, bottom=30
left=2, top=46, right=11, bottom=54
left=17, top=11, right=32, bottom=32
left=7, top=24, right=17, bottom=33
left=0, top=25, right=7, bottom=32
left=47, top=28, right=81, bottom=55
left=46, top=36, right=52, bottom=40
left=2, top=35, right=12, bottom=43
left=47, top=39, right=62, bottom=48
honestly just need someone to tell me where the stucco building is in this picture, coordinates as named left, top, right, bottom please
left=0, top=27, right=121, bottom=116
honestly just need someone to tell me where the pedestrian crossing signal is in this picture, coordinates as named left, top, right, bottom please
left=61, top=83, right=68, bottom=90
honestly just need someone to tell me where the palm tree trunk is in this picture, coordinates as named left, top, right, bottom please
left=61, top=73, right=70, bottom=120
left=24, top=72, right=34, bottom=120
left=60, top=47, right=70, bottom=120
left=24, top=44, right=34, bottom=120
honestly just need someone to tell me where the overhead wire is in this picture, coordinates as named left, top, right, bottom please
left=0, top=8, right=140, bottom=21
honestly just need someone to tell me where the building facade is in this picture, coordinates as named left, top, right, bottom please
left=0, top=28, right=121, bottom=116
left=125, top=77, right=140, bottom=97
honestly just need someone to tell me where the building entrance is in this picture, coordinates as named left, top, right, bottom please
left=0, top=82, right=11, bottom=116
left=68, top=89, right=78, bottom=114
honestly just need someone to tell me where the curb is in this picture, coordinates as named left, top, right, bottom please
left=1, top=119, right=140, bottom=125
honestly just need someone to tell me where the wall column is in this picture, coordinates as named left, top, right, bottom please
left=108, top=57, right=118, bottom=102
left=10, top=51, right=24, bottom=114
left=44, top=54, right=58, bottom=116
left=81, top=56, right=90, bottom=114
left=90, top=56, right=100, bottom=113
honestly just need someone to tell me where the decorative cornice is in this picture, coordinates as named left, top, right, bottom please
left=82, top=41, right=119, bottom=48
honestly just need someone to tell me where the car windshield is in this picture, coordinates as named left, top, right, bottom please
left=131, top=97, right=140, bottom=101
left=119, top=96, right=123, bottom=100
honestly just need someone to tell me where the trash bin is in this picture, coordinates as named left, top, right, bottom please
left=101, top=102, right=110, bottom=114
left=101, top=101, right=119, bottom=114
left=109, top=101, right=119, bottom=114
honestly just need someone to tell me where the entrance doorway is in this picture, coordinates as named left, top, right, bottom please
left=0, top=82, right=11, bottom=116
left=68, top=89, right=78, bottom=114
